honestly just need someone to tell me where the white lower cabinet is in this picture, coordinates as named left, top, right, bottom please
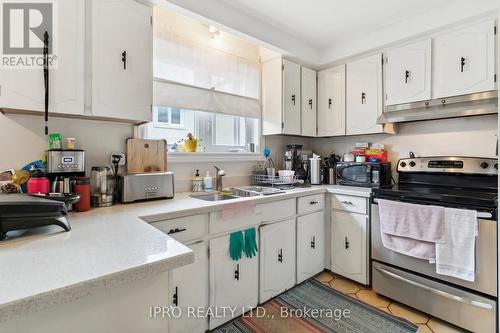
left=259, top=219, right=296, bottom=303
left=169, top=241, right=208, bottom=333
left=209, top=233, right=259, bottom=330
left=297, top=211, right=325, bottom=283
left=331, top=210, right=368, bottom=285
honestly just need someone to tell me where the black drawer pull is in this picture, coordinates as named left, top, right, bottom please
left=291, top=94, right=296, bottom=106
left=328, top=98, right=332, bottom=109
left=311, top=236, right=316, bottom=249
left=405, top=70, right=410, bottom=84
left=460, top=57, right=466, bottom=72
left=234, top=264, right=240, bottom=281
left=310, top=200, right=319, bottom=205
left=278, top=248, right=283, bottom=263
left=308, top=99, right=313, bottom=109
left=345, top=236, right=350, bottom=249
left=121, top=51, right=127, bottom=70
left=167, top=228, right=187, bottom=235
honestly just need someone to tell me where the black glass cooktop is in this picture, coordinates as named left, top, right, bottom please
left=373, top=184, right=498, bottom=209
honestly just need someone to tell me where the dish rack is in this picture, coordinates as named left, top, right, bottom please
left=252, top=174, right=298, bottom=188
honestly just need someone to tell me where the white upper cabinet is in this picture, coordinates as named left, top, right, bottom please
left=262, top=58, right=315, bottom=136
left=346, top=54, right=384, bottom=135
left=317, top=65, right=346, bottom=136
left=301, top=66, right=317, bottom=136
left=0, top=0, right=84, bottom=115
left=91, top=0, right=152, bottom=123
left=433, top=20, right=496, bottom=98
left=282, top=60, right=301, bottom=135
left=385, top=40, right=432, bottom=105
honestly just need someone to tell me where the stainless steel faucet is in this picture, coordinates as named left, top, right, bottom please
left=213, top=165, right=226, bottom=191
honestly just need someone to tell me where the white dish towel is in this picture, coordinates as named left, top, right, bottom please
left=436, top=207, right=478, bottom=282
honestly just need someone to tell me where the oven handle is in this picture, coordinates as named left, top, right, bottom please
left=371, top=199, right=492, bottom=219
left=374, top=266, right=493, bottom=310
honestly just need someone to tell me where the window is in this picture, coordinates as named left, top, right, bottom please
left=153, top=107, right=185, bottom=128
left=144, top=107, right=259, bottom=153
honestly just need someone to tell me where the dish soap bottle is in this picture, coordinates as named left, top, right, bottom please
left=203, top=171, right=213, bottom=192
left=192, top=169, right=203, bottom=192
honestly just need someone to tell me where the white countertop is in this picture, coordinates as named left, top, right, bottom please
left=0, top=184, right=370, bottom=322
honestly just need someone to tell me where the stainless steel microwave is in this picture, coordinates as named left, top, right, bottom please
left=336, top=162, right=392, bottom=187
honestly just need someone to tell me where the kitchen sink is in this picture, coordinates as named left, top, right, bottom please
left=189, top=193, right=239, bottom=201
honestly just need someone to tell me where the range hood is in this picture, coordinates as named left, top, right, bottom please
left=377, top=91, right=498, bottom=124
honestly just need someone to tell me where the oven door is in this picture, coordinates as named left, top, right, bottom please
left=371, top=200, right=497, bottom=297
left=336, top=164, right=371, bottom=186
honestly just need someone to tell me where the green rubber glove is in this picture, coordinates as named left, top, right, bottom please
left=229, top=231, right=244, bottom=261
left=244, top=228, right=258, bottom=258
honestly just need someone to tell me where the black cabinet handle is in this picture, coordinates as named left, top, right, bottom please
left=311, top=236, right=316, bottom=249
left=172, top=286, right=178, bottom=306
left=234, top=264, right=240, bottom=280
left=122, top=51, right=127, bottom=70
left=405, top=70, right=410, bottom=84
left=345, top=236, right=349, bottom=249
left=308, top=99, right=313, bottom=109
left=310, top=200, right=318, bottom=205
left=278, top=249, right=283, bottom=263
left=291, top=94, right=296, bottom=106
left=361, top=92, right=366, bottom=104
left=167, top=228, right=187, bottom=235
left=460, top=57, right=466, bottom=72
left=328, top=98, right=332, bottom=109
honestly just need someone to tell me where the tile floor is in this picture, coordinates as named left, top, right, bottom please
left=314, top=271, right=468, bottom=333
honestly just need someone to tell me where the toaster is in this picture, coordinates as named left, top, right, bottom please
left=118, top=172, right=174, bottom=203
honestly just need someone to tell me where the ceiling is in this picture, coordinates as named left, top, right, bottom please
left=218, top=0, right=452, bottom=48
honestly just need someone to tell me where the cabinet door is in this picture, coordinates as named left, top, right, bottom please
left=282, top=60, right=301, bottom=135
left=260, top=219, right=296, bottom=303
left=91, top=0, right=152, bottom=122
left=262, top=57, right=283, bottom=135
left=318, top=65, right=346, bottom=136
left=0, top=0, right=84, bottom=115
left=170, top=242, right=208, bottom=333
left=385, top=40, right=432, bottom=105
left=209, top=233, right=258, bottom=329
left=346, top=54, right=383, bottom=135
left=297, top=211, right=325, bottom=283
left=331, top=210, right=368, bottom=285
left=301, top=66, right=317, bottom=137
left=433, top=20, right=496, bottom=98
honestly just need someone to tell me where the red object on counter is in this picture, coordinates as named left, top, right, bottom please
left=74, top=177, right=91, bottom=212
left=27, top=177, right=50, bottom=194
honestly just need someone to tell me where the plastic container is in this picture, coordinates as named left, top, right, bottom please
left=74, top=177, right=91, bottom=212
left=27, top=177, right=50, bottom=194
left=203, top=171, right=213, bottom=192
left=192, top=169, right=203, bottom=192
left=66, top=137, right=76, bottom=150
left=48, top=133, right=62, bottom=150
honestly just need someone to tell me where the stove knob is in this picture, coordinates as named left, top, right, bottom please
left=480, top=161, right=489, bottom=169
left=409, top=161, right=416, bottom=167
left=400, top=162, right=407, bottom=168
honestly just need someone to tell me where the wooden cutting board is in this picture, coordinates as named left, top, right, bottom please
left=126, top=139, right=167, bottom=173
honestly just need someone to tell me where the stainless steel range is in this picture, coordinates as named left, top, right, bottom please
left=371, top=156, right=497, bottom=333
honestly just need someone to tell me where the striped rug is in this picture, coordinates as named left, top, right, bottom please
left=212, top=279, right=418, bottom=333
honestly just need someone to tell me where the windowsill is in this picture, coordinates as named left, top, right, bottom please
left=167, top=152, right=265, bottom=163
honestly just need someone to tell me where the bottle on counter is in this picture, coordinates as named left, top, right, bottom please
left=74, top=177, right=91, bottom=212
left=192, top=169, right=203, bottom=192
left=203, top=171, right=213, bottom=192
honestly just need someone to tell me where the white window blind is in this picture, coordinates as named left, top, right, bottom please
left=153, top=27, right=261, bottom=119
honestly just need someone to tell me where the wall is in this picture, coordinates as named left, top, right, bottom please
left=0, top=114, right=134, bottom=172
left=309, top=115, right=498, bottom=175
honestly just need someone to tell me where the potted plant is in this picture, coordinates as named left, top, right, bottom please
left=182, top=132, right=199, bottom=152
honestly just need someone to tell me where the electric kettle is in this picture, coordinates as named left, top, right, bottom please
left=90, top=166, right=115, bottom=207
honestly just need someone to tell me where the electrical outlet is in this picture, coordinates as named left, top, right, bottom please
left=110, top=153, right=126, bottom=166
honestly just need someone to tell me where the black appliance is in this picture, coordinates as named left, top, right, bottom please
left=336, top=161, right=392, bottom=187
left=0, top=194, right=71, bottom=240
left=371, top=156, right=498, bottom=333
left=284, top=144, right=308, bottom=181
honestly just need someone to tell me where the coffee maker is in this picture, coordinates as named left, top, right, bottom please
left=283, top=144, right=308, bottom=181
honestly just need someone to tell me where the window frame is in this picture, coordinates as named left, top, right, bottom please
left=153, top=107, right=186, bottom=129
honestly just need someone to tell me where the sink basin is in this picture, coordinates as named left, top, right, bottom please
left=189, top=193, right=239, bottom=201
